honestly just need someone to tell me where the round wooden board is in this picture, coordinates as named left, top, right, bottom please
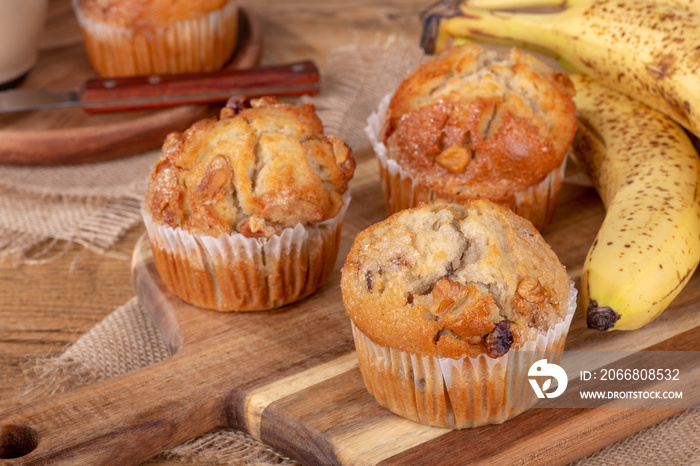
left=0, top=6, right=262, bottom=166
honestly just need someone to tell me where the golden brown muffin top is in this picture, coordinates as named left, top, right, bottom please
left=382, top=43, right=577, bottom=203
left=75, top=0, right=233, bottom=28
left=340, top=199, right=570, bottom=359
left=145, top=96, right=355, bottom=237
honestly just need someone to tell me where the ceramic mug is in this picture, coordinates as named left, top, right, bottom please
left=0, top=0, right=49, bottom=90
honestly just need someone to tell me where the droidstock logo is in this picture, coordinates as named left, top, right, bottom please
left=528, top=359, right=568, bottom=399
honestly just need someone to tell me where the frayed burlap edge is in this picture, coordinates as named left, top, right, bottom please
left=570, top=408, right=700, bottom=465
left=20, top=297, right=171, bottom=402
left=0, top=191, right=144, bottom=267
left=155, top=431, right=297, bottom=466
left=0, top=150, right=157, bottom=267
left=20, top=297, right=298, bottom=466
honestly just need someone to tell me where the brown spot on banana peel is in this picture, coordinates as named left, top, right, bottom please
left=463, top=28, right=505, bottom=42
left=646, top=54, right=677, bottom=80
left=652, top=265, right=697, bottom=305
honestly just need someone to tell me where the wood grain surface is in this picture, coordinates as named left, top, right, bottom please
left=0, top=155, right=697, bottom=465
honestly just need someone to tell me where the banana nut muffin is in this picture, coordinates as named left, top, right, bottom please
left=73, top=0, right=239, bottom=76
left=143, top=96, right=355, bottom=311
left=372, top=43, right=577, bottom=230
left=341, top=199, right=576, bottom=428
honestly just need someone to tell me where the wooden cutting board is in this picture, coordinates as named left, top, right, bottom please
left=0, top=158, right=698, bottom=465
left=0, top=6, right=262, bottom=166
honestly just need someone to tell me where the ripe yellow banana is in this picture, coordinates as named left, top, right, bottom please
left=445, top=0, right=584, bottom=8
left=421, top=0, right=700, bottom=137
left=570, top=74, right=700, bottom=331
left=453, top=0, right=700, bottom=11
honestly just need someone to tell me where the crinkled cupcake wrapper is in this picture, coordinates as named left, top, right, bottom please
left=72, top=0, right=239, bottom=76
left=365, top=93, right=566, bottom=231
left=141, top=192, right=350, bottom=312
left=351, top=281, right=577, bottom=429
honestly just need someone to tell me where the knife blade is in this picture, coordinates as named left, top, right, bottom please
left=0, top=60, right=320, bottom=114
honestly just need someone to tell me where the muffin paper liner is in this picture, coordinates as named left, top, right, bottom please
left=73, top=0, right=239, bottom=76
left=142, top=192, right=350, bottom=312
left=351, top=281, right=577, bottom=429
left=365, top=93, right=567, bottom=230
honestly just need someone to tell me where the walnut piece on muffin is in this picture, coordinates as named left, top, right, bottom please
left=341, top=199, right=570, bottom=360
left=145, top=96, right=355, bottom=238
left=378, top=43, right=577, bottom=220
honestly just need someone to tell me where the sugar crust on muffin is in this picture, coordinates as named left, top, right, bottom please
left=381, top=43, right=577, bottom=203
left=74, top=0, right=231, bottom=27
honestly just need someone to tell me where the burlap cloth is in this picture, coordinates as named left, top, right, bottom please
left=3, top=37, right=698, bottom=465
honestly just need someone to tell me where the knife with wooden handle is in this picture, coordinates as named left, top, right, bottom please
left=0, top=60, right=320, bottom=114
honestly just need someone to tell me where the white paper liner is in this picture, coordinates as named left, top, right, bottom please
left=365, top=93, right=567, bottom=231
left=72, top=0, right=239, bottom=76
left=142, top=191, right=350, bottom=312
left=351, top=281, right=577, bottom=429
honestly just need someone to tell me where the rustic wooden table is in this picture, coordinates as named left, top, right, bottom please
left=0, top=0, right=698, bottom=465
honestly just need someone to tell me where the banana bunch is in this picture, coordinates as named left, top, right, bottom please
left=447, top=0, right=699, bottom=11
left=570, top=75, right=700, bottom=331
left=420, top=0, right=700, bottom=137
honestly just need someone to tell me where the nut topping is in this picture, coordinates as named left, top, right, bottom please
left=436, top=144, right=472, bottom=173
left=193, top=155, right=232, bottom=206
left=239, top=216, right=276, bottom=238
left=431, top=277, right=470, bottom=315
left=221, top=95, right=251, bottom=118
left=517, top=277, right=546, bottom=303
left=429, top=278, right=498, bottom=339
left=467, top=335, right=482, bottom=345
